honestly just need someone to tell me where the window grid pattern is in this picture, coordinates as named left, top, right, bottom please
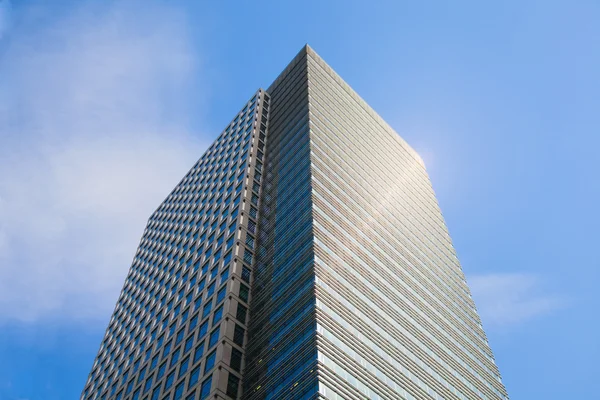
left=242, top=50, right=319, bottom=400
left=82, top=90, right=268, bottom=400
left=304, top=47, right=508, bottom=400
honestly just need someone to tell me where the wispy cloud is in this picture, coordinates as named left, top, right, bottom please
left=468, top=272, right=564, bottom=328
left=0, top=1, right=205, bottom=322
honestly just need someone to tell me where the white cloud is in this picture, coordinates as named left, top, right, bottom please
left=468, top=272, right=564, bottom=328
left=0, top=1, right=205, bottom=322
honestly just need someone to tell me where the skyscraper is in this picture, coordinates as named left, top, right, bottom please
left=82, top=45, right=508, bottom=400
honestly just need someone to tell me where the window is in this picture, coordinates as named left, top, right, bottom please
left=207, top=281, right=216, bottom=297
left=202, top=302, right=212, bottom=319
left=175, top=328, right=185, bottom=345
left=239, top=284, right=249, bottom=303
left=143, top=375, right=153, bottom=393
left=185, top=291, right=193, bottom=307
left=208, top=327, right=220, bottom=348
left=200, top=375, right=212, bottom=399
left=236, top=304, right=247, bottom=324
left=150, top=354, right=158, bottom=371
left=226, top=374, right=240, bottom=398
left=189, top=313, right=199, bottom=331
left=245, top=234, right=255, bottom=249
left=193, top=341, right=205, bottom=364
left=230, top=348, right=242, bottom=372
left=138, top=366, right=146, bottom=382
left=209, top=266, right=218, bottom=281
left=165, top=371, right=175, bottom=390
left=233, top=325, right=244, bottom=346
left=151, top=386, right=160, bottom=400
left=243, top=249, right=253, bottom=265
left=179, top=356, right=190, bottom=377
left=198, top=320, right=208, bottom=339
left=226, top=235, right=235, bottom=250
left=184, top=335, right=194, bottom=354
left=245, top=221, right=257, bottom=239
left=157, top=362, right=167, bottom=379
left=249, top=206, right=257, bottom=219
left=223, top=250, right=232, bottom=266
left=174, top=380, right=185, bottom=400
left=216, top=286, right=226, bottom=304
left=198, top=277, right=206, bottom=292
left=202, top=260, right=212, bottom=275
left=162, top=340, right=172, bottom=359
left=181, top=308, right=189, bottom=323
left=189, top=365, right=201, bottom=388
left=170, top=348, right=181, bottom=367
left=219, top=268, right=229, bottom=285
left=212, top=305, right=223, bottom=326
left=204, top=350, right=216, bottom=373
left=241, top=267, right=251, bottom=283
left=125, top=380, right=134, bottom=395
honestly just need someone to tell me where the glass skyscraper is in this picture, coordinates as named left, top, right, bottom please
left=82, top=45, right=508, bottom=400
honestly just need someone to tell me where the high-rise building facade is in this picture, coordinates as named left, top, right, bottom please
left=82, top=45, right=508, bottom=400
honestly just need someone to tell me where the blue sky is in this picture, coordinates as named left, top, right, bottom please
left=0, top=0, right=598, bottom=399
